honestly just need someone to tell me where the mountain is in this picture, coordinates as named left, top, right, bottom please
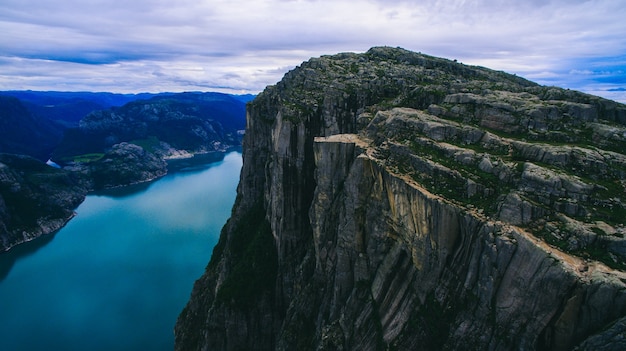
left=1, top=90, right=255, bottom=128
left=0, top=90, right=249, bottom=165
left=0, top=96, right=64, bottom=160
left=52, top=92, right=246, bottom=164
left=175, top=47, right=626, bottom=350
left=0, top=91, right=249, bottom=250
left=0, top=153, right=87, bottom=252
left=0, top=91, right=175, bottom=127
left=0, top=90, right=166, bottom=107
left=0, top=91, right=176, bottom=160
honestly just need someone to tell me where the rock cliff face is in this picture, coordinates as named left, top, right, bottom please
left=175, top=47, right=626, bottom=350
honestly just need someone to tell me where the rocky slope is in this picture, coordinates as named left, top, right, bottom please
left=0, top=154, right=87, bottom=252
left=63, top=142, right=168, bottom=190
left=175, top=47, right=626, bottom=350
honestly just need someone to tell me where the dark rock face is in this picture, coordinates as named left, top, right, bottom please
left=175, top=47, right=626, bottom=350
left=0, top=154, right=87, bottom=251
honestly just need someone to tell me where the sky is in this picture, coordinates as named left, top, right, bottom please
left=1, top=0, right=625, bottom=103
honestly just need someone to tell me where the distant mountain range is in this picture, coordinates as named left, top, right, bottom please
left=0, top=91, right=175, bottom=127
left=52, top=92, right=246, bottom=163
left=0, top=90, right=252, bottom=162
left=0, top=90, right=255, bottom=128
left=0, top=90, right=253, bottom=251
left=0, top=96, right=64, bottom=160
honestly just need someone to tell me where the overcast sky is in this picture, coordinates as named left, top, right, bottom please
left=1, top=0, right=625, bottom=102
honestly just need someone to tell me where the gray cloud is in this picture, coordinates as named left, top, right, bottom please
left=0, top=0, right=624, bottom=102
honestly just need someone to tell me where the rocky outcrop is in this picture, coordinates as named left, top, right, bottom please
left=0, top=154, right=87, bottom=252
left=65, top=142, right=168, bottom=190
left=175, top=47, right=626, bottom=350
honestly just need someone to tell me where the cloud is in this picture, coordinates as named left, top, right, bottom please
left=0, top=0, right=625, bottom=102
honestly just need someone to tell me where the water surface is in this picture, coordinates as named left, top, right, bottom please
left=0, top=151, right=242, bottom=351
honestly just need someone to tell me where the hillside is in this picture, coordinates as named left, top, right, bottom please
left=0, top=154, right=87, bottom=251
left=52, top=92, right=246, bottom=164
left=0, top=91, right=249, bottom=250
left=175, top=47, right=626, bottom=350
left=0, top=96, right=64, bottom=161
left=0, top=91, right=175, bottom=127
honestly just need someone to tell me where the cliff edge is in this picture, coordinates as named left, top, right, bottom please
left=176, top=47, right=626, bottom=350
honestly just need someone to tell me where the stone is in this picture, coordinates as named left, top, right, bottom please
left=175, top=47, right=626, bottom=351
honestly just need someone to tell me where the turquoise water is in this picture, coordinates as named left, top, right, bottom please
left=0, top=151, right=242, bottom=351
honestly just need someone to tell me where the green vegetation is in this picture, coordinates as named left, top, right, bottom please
left=534, top=222, right=626, bottom=270
left=584, top=243, right=626, bottom=270
left=401, top=140, right=504, bottom=214
left=130, top=136, right=161, bottom=152
left=73, top=153, right=104, bottom=163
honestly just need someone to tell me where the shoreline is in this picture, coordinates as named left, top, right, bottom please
left=1, top=211, right=77, bottom=254
left=1, top=147, right=242, bottom=253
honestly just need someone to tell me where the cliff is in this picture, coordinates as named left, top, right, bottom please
left=0, top=154, right=87, bottom=252
left=175, top=47, right=626, bottom=350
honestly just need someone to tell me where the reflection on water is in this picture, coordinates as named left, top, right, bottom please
left=0, top=151, right=242, bottom=351
left=0, top=233, right=56, bottom=282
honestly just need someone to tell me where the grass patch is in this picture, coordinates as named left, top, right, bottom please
left=536, top=222, right=626, bottom=270
left=581, top=243, right=626, bottom=271
left=73, top=153, right=105, bottom=163
left=403, top=140, right=504, bottom=214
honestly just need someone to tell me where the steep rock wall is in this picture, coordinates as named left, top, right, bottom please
left=308, top=135, right=626, bottom=350
left=175, top=47, right=626, bottom=350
